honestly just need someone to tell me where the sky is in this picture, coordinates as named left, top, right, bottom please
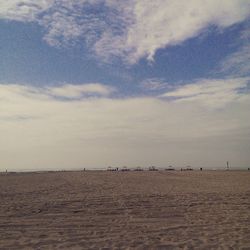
left=0, top=0, right=250, bottom=171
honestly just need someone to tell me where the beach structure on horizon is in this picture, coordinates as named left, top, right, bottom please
left=181, top=166, right=193, bottom=171
left=107, top=166, right=118, bottom=171
left=149, top=166, right=158, bottom=171
left=165, top=166, right=175, bottom=171
left=134, top=166, right=143, bottom=171
left=121, top=166, right=130, bottom=171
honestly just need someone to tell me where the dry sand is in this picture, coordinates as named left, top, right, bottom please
left=0, top=170, right=250, bottom=249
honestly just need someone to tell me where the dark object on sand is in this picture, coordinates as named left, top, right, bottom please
left=200, top=168, right=203, bottom=171
left=165, top=166, right=175, bottom=171
left=134, top=167, right=143, bottom=171
left=121, top=166, right=130, bottom=171
left=149, top=166, right=158, bottom=171
left=107, top=166, right=117, bottom=171
left=181, top=166, right=193, bottom=171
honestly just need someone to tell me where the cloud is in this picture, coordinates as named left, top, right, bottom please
left=0, top=83, right=114, bottom=101
left=161, top=78, right=250, bottom=108
left=219, top=44, right=250, bottom=77
left=140, top=78, right=170, bottom=91
left=218, top=25, right=250, bottom=77
left=0, top=0, right=54, bottom=21
left=47, top=83, right=115, bottom=98
left=0, top=80, right=250, bottom=170
left=91, top=0, right=250, bottom=63
left=0, top=83, right=113, bottom=101
left=1, top=0, right=249, bottom=63
left=124, top=0, right=250, bottom=63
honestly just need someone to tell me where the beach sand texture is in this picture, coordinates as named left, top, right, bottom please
left=0, top=170, right=249, bottom=249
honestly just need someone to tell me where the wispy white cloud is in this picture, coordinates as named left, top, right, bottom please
left=218, top=25, right=250, bottom=77
left=0, top=80, right=250, bottom=170
left=219, top=44, right=250, bottom=77
left=1, top=0, right=249, bottom=63
left=92, top=0, right=250, bottom=63
left=124, top=0, right=250, bottom=63
left=47, top=83, right=115, bottom=98
left=161, top=78, right=249, bottom=108
left=140, top=78, right=170, bottom=91
left=0, top=83, right=113, bottom=101
left=0, top=0, right=54, bottom=21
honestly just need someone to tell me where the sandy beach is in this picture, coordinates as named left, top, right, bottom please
left=0, top=170, right=249, bottom=249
